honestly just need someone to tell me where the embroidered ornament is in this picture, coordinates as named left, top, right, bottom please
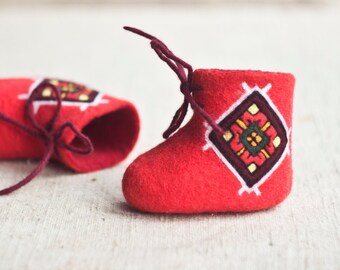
left=204, top=83, right=290, bottom=196
left=122, top=27, right=295, bottom=213
left=0, top=78, right=139, bottom=195
left=19, top=78, right=109, bottom=112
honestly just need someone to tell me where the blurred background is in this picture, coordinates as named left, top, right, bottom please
left=0, top=0, right=337, bottom=4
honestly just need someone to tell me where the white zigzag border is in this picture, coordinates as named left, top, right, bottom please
left=203, top=82, right=291, bottom=196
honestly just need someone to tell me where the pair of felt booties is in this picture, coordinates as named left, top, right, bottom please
left=0, top=27, right=295, bottom=214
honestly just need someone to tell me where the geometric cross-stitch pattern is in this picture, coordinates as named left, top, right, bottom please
left=204, top=82, right=290, bottom=196
left=35, top=79, right=99, bottom=103
left=208, top=90, right=287, bottom=189
left=18, top=78, right=108, bottom=113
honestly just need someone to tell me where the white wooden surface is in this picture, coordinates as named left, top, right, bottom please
left=0, top=4, right=339, bottom=270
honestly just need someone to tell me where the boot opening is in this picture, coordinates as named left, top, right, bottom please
left=67, top=107, right=139, bottom=172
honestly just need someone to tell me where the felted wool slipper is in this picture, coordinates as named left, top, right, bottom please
left=0, top=78, right=139, bottom=195
left=122, top=27, right=295, bottom=214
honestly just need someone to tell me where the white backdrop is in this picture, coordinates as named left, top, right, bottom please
left=0, top=0, right=331, bottom=5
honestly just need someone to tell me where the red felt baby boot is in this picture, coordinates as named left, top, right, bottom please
left=122, top=27, right=295, bottom=213
left=0, top=78, right=139, bottom=195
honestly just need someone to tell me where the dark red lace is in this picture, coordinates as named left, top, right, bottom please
left=124, top=26, right=224, bottom=139
left=0, top=80, right=93, bottom=195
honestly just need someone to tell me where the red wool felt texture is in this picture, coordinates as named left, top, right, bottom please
left=123, top=69, right=295, bottom=214
left=0, top=78, right=140, bottom=172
